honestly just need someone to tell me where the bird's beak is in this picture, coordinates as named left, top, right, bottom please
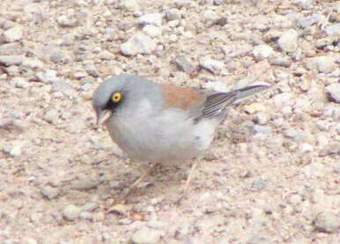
left=96, top=110, right=112, bottom=126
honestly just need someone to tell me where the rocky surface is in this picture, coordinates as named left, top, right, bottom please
left=0, top=0, right=339, bottom=243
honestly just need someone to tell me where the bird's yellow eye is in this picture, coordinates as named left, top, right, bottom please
left=111, top=92, right=122, bottom=103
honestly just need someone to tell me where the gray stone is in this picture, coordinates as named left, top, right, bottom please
left=0, top=55, right=24, bottom=66
left=214, top=0, right=224, bottom=5
left=278, top=29, right=299, bottom=53
left=173, top=56, right=195, bottom=74
left=252, top=44, right=274, bottom=61
left=120, top=33, right=156, bottom=56
left=313, top=211, right=340, bottom=233
left=63, top=204, right=81, bottom=221
left=35, top=70, right=58, bottom=83
left=200, top=58, right=224, bottom=74
left=3, top=144, right=22, bottom=157
left=72, top=178, right=98, bottom=191
left=165, top=9, right=181, bottom=21
left=81, top=202, right=98, bottom=212
left=253, top=125, right=272, bottom=135
left=138, top=13, right=162, bottom=26
left=3, top=26, right=23, bottom=42
left=131, top=227, right=161, bottom=244
left=57, top=15, right=78, bottom=27
left=297, top=14, right=321, bottom=28
left=325, top=83, right=340, bottom=103
left=40, top=185, right=59, bottom=200
left=294, top=0, right=314, bottom=10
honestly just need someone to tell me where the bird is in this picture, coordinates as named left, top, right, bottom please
left=93, top=74, right=270, bottom=198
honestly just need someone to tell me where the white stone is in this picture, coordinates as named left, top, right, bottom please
left=120, top=0, right=140, bottom=11
left=252, top=44, right=274, bottom=61
left=138, top=13, right=162, bottom=26
left=143, top=25, right=161, bottom=37
left=120, top=32, right=156, bottom=56
left=63, top=205, right=81, bottom=221
left=278, top=29, right=299, bottom=53
left=306, top=56, right=336, bottom=74
left=3, top=26, right=23, bottom=42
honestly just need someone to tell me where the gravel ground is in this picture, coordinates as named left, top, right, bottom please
left=0, top=0, right=339, bottom=243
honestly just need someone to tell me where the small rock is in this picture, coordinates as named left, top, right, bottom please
left=63, top=204, right=81, bottom=221
left=297, top=14, right=321, bottom=28
left=3, top=144, right=22, bottom=157
left=72, top=178, right=98, bottom=191
left=253, top=125, right=272, bottom=135
left=319, top=142, right=340, bottom=157
left=173, top=56, right=195, bottom=74
left=313, top=211, right=340, bottom=233
left=200, top=58, right=224, bottom=74
left=165, top=9, right=181, bottom=21
left=325, top=23, right=340, bottom=37
left=131, top=227, right=161, bottom=244
left=278, top=29, right=299, bottom=53
left=299, top=143, right=314, bottom=153
left=202, top=9, right=218, bottom=23
left=250, top=178, right=267, bottom=191
left=22, top=58, right=44, bottom=69
left=325, top=83, right=340, bottom=103
left=243, top=103, right=266, bottom=114
left=3, top=26, right=23, bottom=42
left=81, top=202, right=98, bottom=212
left=0, top=55, right=24, bottom=66
left=294, top=0, right=314, bottom=10
left=138, top=13, right=162, bottom=26
left=214, top=0, right=224, bottom=5
left=255, top=112, right=269, bottom=125
left=57, top=15, right=78, bottom=27
left=252, top=44, right=274, bottom=61
left=40, top=185, right=59, bottom=200
left=43, top=110, right=59, bottom=124
left=13, top=77, right=29, bottom=88
left=120, top=32, right=156, bottom=56
left=143, top=25, right=161, bottom=37
left=203, top=80, right=228, bottom=92
left=269, top=55, right=291, bottom=67
left=35, top=70, right=58, bottom=83
left=305, top=56, right=336, bottom=74
left=79, top=211, right=93, bottom=220
left=120, top=0, right=140, bottom=11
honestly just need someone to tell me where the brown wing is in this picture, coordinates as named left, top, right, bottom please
left=160, top=83, right=205, bottom=110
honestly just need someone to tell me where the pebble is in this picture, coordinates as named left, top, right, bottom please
left=278, top=29, right=299, bottom=53
left=325, top=23, right=340, bottom=37
left=305, top=56, right=336, bottom=74
left=253, top=125, right=272, bottom=135
left=72, top=178, right=98, bottom=191
left=252, top=44, right=274, bottom=61
left=294, top=0, right=314, bottom=10
left=143, top=25, right=161, bottom=37
left=2, top=144, right=22, bottom=157
left=81, top=202, right=98, bottom=212
left=255, top=112, right=269, bottom=125
left=43, top=110, right=59, bottom=124
left=13, top=77, right=29, bottom=88
left=165, top=9, right=181, bottom=21
left=79, top=211, right=93, bottom=220
left=200, top=58, right=224, bottom=74
left=62, top=204, right=81, bottom=221
left=138, top=13, right=162, bottom=26
left=3, top=26, right=23, bottom=42
left=131, top=227, right=161, bottom=244
left=325, top=83, right=340, bottom=103
left=297, top=14, right=321, bottom=29
left=40, top=185, right=59, bottom=200
left=120, top=32, right=156, bottom=56
left=57, top=15, right=78, bottom=27
left=173, top=56, right=195, bottom=74
left=0, top=55, right=24, bottom=66
left=35, top=70, right=58, bottom=83
left=119, top=0, right=140, bottom=11
left=22, top=58, right=44, bottom=69
left=204, top=81, right=228, bottom=92
left=313, top=211, right=340, bottom=233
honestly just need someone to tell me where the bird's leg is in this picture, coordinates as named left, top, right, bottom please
left=122, top=162, right=160, bottom=199
left=176, top=161, right=198, bottom=204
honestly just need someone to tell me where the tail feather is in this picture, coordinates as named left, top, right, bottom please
left=233, top=83, right=271, bottom=103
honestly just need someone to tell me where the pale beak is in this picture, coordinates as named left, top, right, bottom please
left=96, top=110, right=112, bottom=126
